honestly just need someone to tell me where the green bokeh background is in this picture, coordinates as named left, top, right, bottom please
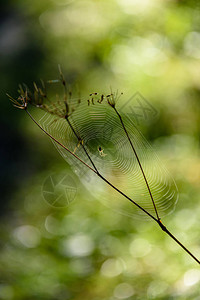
left=1, top=0, right=200, bottom=299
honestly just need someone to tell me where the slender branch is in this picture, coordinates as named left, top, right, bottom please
left=160, top=223, right=200, bottom=265
left=59, top=65, right=99, bottom=174
left=25, top=109, right=97, bottom=174
left=66, top=117, right=99, bottom=173
left=111, top=105, right=200, bottom=264
left=113, top=106, right=160, bottom=221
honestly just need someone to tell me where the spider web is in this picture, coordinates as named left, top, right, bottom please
left=39, top=98, right=178, bottom=220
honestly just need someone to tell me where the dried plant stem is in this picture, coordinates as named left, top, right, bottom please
left=111, top=106, right=200, bottom=264
left=113, top=106, right=160, bottom=221
left=26, top=110, right=96, bottom=173
left=66, top=118, right=99, bottom=173
left=25, top=108, right=200, bottom=265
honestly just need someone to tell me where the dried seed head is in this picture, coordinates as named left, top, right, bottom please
left=7, top=91, right=28, bottom=110
left=106, top=94, right=115, bottom=108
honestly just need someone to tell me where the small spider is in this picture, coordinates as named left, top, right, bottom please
left=98, top=146, right=107, bottom=157
left=73, top=139, right=83, bottom=154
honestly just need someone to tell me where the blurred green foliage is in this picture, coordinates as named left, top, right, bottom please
left=1, top=0, right=200, bottom=299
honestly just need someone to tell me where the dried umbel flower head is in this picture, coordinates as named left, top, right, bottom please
left=106, top=91, right=123, bottom=108
left=7, top=91, right=28, bottom=110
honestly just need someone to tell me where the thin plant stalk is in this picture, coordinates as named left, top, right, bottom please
left=113, top=105, right=160, bottom=221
